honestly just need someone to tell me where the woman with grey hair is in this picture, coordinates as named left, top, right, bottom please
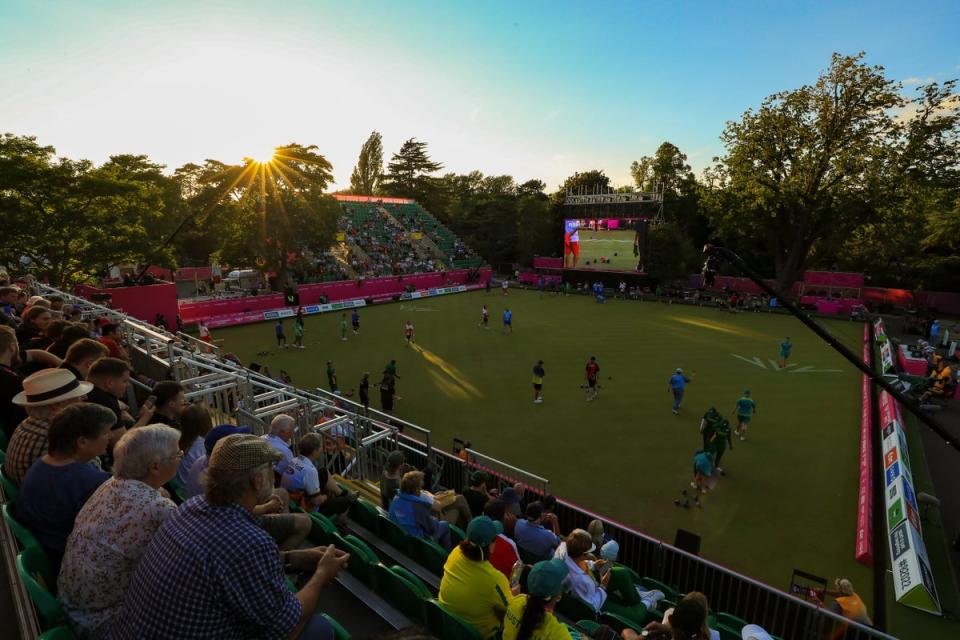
left=58, top=424, right=181, bottom=638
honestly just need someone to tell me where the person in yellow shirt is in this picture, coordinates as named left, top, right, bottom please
left=439, top=515, right=515, bottom=639
left=504, top=559, right=579, bottom=640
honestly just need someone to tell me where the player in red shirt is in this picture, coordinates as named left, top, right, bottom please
left=584, top=356, right=600, bottom=401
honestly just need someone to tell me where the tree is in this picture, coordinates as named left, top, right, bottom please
left=0, top=134, right=177, bottom=286
left=704, top=53, right=903, bottom=291
left=645, top=222, right=697, bottom=283
left=630, top=157, right=654, bottom=191
left=558, top=170, right=610, bottom=196
left=381, top=138, right=443, bottom=202
left=348, top=131, right=384, bottom=195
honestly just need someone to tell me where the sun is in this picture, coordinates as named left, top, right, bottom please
left=250, top=146, right=276, bottom=164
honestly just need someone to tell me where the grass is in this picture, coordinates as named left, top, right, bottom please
left=216, top=288, right=872, bottom=597
left=574, top=229, right=640, bottom=271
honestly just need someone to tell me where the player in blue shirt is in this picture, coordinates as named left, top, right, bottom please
left=351, top=309, right=361, bottom=335
left=779, top=337, right=792, bottom=368
left=502, top=308, right=513, bottom=334
left=274, top=319, right=287, bottom=348
left=668, top=367, right=691, bottom=415
left=733, top=389, right=757, bottom=441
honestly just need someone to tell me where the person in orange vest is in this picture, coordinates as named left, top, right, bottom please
left=824, top=578, right=871, bottom=638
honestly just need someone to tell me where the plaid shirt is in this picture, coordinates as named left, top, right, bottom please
left=5, top=415, right=50, bottom=485
left=105, top=495, right=301, bottom=640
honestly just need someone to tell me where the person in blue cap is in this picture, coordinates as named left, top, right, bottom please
left=502, top=559, right=576, bottom=640
left=668, top=367, right=691, bottom=415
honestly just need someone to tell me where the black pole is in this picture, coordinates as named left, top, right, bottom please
left=702, top=244, right=959, bottom=454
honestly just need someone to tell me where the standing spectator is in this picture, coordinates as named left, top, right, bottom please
left=150, top=381, right=185, bottom=428
left=389, top=470, right=451, bottom=549
left=6, top=368, right=92, bottom=485
left=60, top=338, right=109, bottom=382
left=668, top=367, right=691, bottom=415
left=13, top=403, right=113, bottom=566
left=359, top=372, right=371, bottom=413
left=176, top=403, right=213, bottom=485
left=483, top=501, right=520, bottom=580
left=514, top=502, right=560, bottom=559
left=502, top=559, right=573, bottom=640
left=326, top=361, right=339, bottom=393
left=58, top=425, right=180, bottom=637
left=929, top=319, right=941, bottom=346
left=105, top=434, right=349, bottom=640
left=263, top=414, right=296, bottom=476
left=97, top=324, right=127, bottom=361
left=379, top=450, right=408, bottom=509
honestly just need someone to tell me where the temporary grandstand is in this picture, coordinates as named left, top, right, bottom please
left=0, top=283, right=894, bottom=640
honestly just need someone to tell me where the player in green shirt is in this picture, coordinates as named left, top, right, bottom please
left=733, top=388, right=757, bottom=441
left=705, top=416, right=733, bottom=475
left=779, top=336, right=792, bottom=368
left=340, top=313, right=348, bottom=341
left=326, top=360, right=339, bottom=393
left=293, top=317, right=304, bottom=349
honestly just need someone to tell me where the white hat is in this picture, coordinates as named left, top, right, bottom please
left=741, top=625, right=773, bottom=640
left=12, top=368, right=93, bottom=407
left=676, top=367, right=683, bottom=373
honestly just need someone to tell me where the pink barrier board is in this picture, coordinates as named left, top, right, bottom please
left=533, top=256, right=563, bottom=269
left=75, top=282, right=179, bottom=324
left=855, top=324, right=874, bottom=565
left=803, top=271, right=865, bottom=288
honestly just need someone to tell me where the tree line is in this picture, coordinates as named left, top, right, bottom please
left=1, top=53, right=957, bottom=291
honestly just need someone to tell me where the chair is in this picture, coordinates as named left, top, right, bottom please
left=640, top=576, right=678, bottom=601
left=0, top=448, right=5, bottom=465
left=350, top=498, right=380, bottom=531
left=17, top=546, right=66, bottom=626
left=374, top=564, right=429, bottom=623
left=340, top=534, right=380, bottom=586
left=38, top=626, right=77, bottom=640
left=377, top=514, right=410, bottom=553
left=321, top=613, right=352, bottom=640
left=1, top=464, right=19, bottom=501
left=448, top=523, right=466, bottom=547
left=717, top=612, right=750, bottom=640
left=3, top=503, right=39, bottom=550
left=164, top=478, right=186, bottom=504
left=517, top=545, right=549, bottom=565
left=409, top=535, right=448, bottom=576
left=556, top=591, right=599, bottom=623
left=308, top=512, right=337, bottom=545
left=424, top=599, right=483, bottom=640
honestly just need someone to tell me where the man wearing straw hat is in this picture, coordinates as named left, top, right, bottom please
left=6, top=367, right=92, bottom=484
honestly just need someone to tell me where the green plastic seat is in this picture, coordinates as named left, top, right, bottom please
left=0, top=448, right=5, bottom=465
left=350, top=499, right=380, bottom=531
left=374, top=565, right=428, bottom=623
left=340, top=534, right=380, bottom=586
left=377, top=514, right=410, bottom=553
left=321, top=613, right=352, bottom=640
left=308, top=512, right=337, bottom=545
left=641, top=576, right=678, bottom=601
left=719, top=625, right=743, bottom=640
left=517, top=545, right=550, bottom=565
left=424, top=599, right=483, bottom=640
left=718, top=612, right=748, bottom=632
left=409, top=535, right=449, bottom=576
left=17, top=546, right=66, bottom=626
left=556, top=591, right=599, bottom=622
left=3, top=503, right=38, bottom=550
left=390, top=564, right=432, bottom=597
left=164, top=478, right=186, bottom=504
left=600, top=610, right=644, bottom=633
left=38, top=626, right=77, bottom=640
left=448, top=523, right=466, bottom=547
left=576, top=619, right=601, bottom=635
left=1, top=464, right=19, bottom=501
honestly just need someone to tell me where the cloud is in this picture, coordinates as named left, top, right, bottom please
left=903, top=76, right=935, bottom=86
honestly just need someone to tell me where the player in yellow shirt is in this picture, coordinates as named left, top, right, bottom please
left=503, top=559, right=581, bottom=640
left=439, top=516, right=514, bottom=639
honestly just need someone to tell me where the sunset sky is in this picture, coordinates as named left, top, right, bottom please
left=1, top=0, right=957, bottom=190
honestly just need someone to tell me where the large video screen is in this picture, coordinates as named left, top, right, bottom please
left=563, top=218, right=648, bottom=272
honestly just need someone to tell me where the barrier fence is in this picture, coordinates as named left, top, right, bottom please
left=5, top=283, right=899, bottom=640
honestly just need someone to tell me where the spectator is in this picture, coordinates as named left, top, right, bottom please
left=540, top=494, right=561, bottom=536
left=150, top=380, right=185, bottom=427
left=6, top=368, right=93, bottom=485
left=13, top=403, right=113, bottom=566
left=282, top=433, right=354, bottom=520
left=263, top=413, right=296, bottom=476
left=823, top=578, right=871, bottom=637
left=60, top=338, right=109, bottom=382
left=659, top=592, right=720, bottom=640
left=176, top=403, right=212, bottom=485
left=380, top=450, right=408, bottom=509
left=587, top=519, right=611, bottom=551
left=0, top=285, right=19, bottom=327
left=58, top=425, right=181, bottom=637
left=439, top=515, right=515, bottom=638
left=186, top=424, right=250, bottom=499
left=97, top=323, right=127, bottom=360
left=389, top=470, right=451, bottom=549
left=514, top=502, right=560, bottom=560
left=641, top=598, right=708, bottom=640
left=17, top=304, right=54, bottom=349
left=502, top=559, right=572, bottom=640
left=0, top=325, right=27, bottom=437
left=482, top=500, right=520, bottom=580
left=463, top=470, right=497, bottom=518
left=498, top=487, right=522, bottom=537
left=85, top=357, right=138, bottom=435
left=47, top=323, right=93, bottom=359
left=105, top=434, right=349, bottom=640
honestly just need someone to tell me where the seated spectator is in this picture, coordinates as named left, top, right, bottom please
left=642, top=598, right=709, bottom=640
left=176, top=403, right=212, bottom=485
left=60, top=338, right=109, bottom=381
left=439, top=515, right=515, bottom=639
left=86, top=358, right=151, bottom=449
left=0, top=325, right=27, bottom=436
left=0, top=285, right=19, bottom=328
left=540, top=494, right=561, bottom=536
left=263, top=413, right=296, bottom=476
left=483, top=500, right=520, bottom=580
left=49, top=324, right=100, bottom=361
left=6, top=367, right=93, bottom=484
left=389, top=470, right=451, bottom=549
left=588, top=519, right=612, bottom=551
left=17, top=304, right=54, bottom=349
left=105, top=434, right=349, bottom=640
left=514, top=502, right=560, bottom=560
left=502, top=559, right=573, bottom=640
left=186, top=423, right=251, bottom=499
left=150, top=380, right=185, bottom=427
left=658, top=592, right=719, bottom=640
left=380, top=449, right=408, bottom=509
left=497, top=487, right=522, bottom=537
left=464, top=470, right=497, bottom=517
left=13, top=403, right=113, bottom=566
left=58, top=425, right=181, bottom=637
left=282, top=433, right=354, bottom=520
left=97, top=323, right=127, bottom=360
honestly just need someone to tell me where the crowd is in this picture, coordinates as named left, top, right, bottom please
left=342, top=206, right=437, bottom=277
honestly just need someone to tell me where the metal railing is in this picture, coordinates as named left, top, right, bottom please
left=16, top=283, right=899, bottom=640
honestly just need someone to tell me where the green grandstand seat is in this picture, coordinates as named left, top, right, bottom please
left=0, top=448, right=5, bottom=465
left=718, top=625, right=743, bottom=640
left=641, top=576, right=679, bottom=601
left=341, top=534, right=380, bottom=586
left=424, top=599, right=483, bottom=640
left=448, top=523, right=466, bottom=547
left=321, top=613, right=352, bottom=640
left=390, top=564, right=432, bottom=596
left=38, top=626, right=76, bottom=640
left=409, top=536, right=449, bottom=576
left=164, top=477, right=186, bottom=504
left=517, top=545, right=550, bottom=565
left=3, top=502, right=38, bottom=550
left=576, top=619, right=601, bottom=635
left=374, top=564, right=428, bottom=623
left=556, top=591, right=599, bottom=622
left=308, top=512, right=337, bottom=545
left=349, top=498, right=379, bottom=531
left=717, top=612, right=748, bottom=632
left=0, top=464, right=17, bottom=500
left=17, top=546, right=66, bottom=626
left=377, top=514, right=410, bottom=553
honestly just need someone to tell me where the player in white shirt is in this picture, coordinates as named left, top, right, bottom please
left=479, top=304, right=489, bottom=329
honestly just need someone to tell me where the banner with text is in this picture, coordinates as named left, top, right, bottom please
left=400, top=285, right=467, bottom=300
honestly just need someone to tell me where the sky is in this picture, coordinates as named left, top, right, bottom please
left=1, top=0, right=958, bottom=191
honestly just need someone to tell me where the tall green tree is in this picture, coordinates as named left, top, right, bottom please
left=348, top=130, right=384, bottom=195
left=704, top=53, right=903, bottom=291
left=382, top=138, right=443, bottom=202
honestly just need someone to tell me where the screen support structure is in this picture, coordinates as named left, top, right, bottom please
left=702, top=244, right=958, bottom=454
left=563, top=183, right=665, bottom=226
